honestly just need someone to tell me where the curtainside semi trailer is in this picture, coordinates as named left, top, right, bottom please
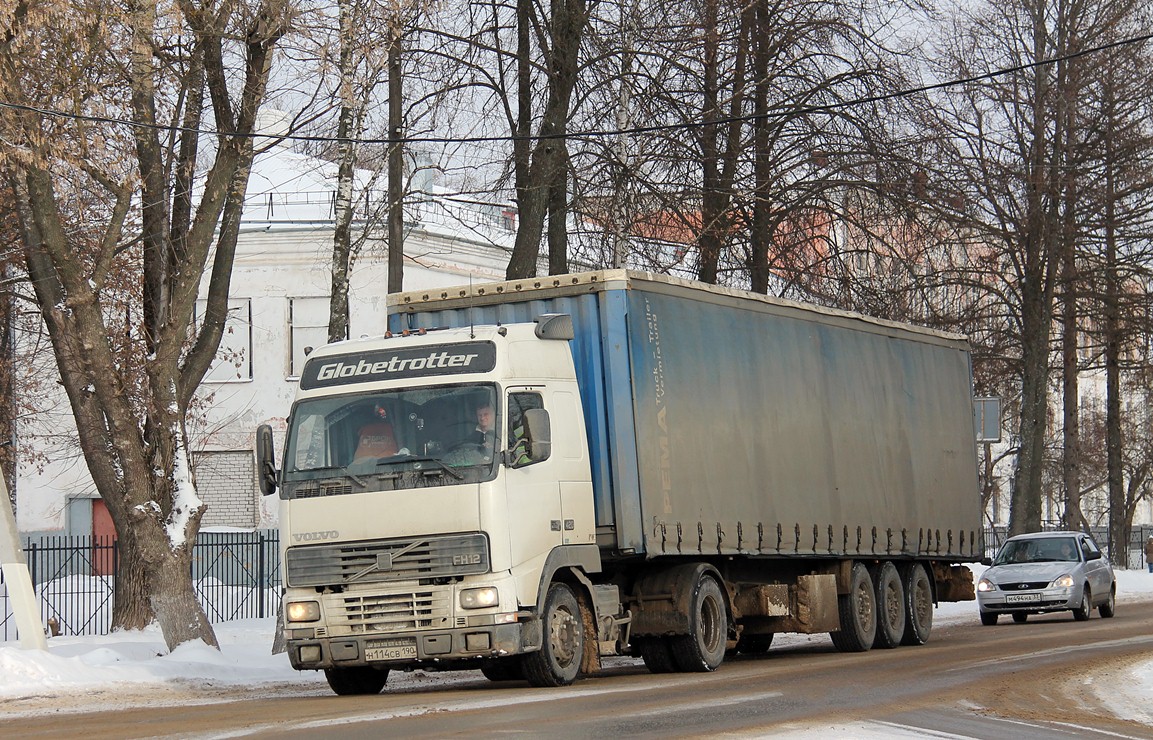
left=257, top=270, right=984, bottom=695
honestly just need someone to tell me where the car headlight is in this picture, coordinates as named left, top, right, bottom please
left=285, top=601, right=321, bottom=623
left=460, top=586, right=500, bottom=609
left=1052, top=574, right=1075, bottom=588
left=977, top=578, right=996, bottom=592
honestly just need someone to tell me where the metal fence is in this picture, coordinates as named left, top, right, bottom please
left=6, top=525, right=1152, bottom=643
left=982, top=524, right=1153, bottom=570
left=1, top=530, right=280, bottom=642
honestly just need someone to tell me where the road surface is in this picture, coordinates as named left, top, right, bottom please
left=5, top=606, right=1153, bottom=738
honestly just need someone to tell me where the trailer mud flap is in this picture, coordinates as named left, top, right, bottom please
left=933, top=562, right=975, bottom=601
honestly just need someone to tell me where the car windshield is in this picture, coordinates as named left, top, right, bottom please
left=994, top=536, right=1080, bottom=565
left=279, top=383, right=499, bottom=499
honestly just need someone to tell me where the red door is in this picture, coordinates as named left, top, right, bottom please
left=92, top=499, right=117, bottom=576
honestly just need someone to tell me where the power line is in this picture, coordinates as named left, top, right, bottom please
left=0, top=31, right=1150, bottom=147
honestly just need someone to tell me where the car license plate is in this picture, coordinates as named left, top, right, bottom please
left=1005, top=592, right=1041, bottom=604
left=365, top=639, right=417, bottom=661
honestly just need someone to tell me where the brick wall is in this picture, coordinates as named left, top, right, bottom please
left=193, top=451, right=256, bottom=528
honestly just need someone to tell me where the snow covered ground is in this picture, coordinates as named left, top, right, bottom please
left=2, top=566, right=1153, bottom=734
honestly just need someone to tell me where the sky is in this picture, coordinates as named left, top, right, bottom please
left=2, top=565, right=1153, bottom=736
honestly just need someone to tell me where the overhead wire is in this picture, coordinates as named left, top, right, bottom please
left=0, top=31, right=1149, bottom=146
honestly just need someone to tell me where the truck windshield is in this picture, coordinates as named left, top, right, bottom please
left=279, top=384, right=499, bottom=499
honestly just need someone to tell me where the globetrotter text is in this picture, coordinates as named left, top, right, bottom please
left=316, top=352, right=481, bottom=381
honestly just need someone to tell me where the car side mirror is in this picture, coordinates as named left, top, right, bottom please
left=1085, top=550, right=1102, bottom=561
left=256, top=424, right=279, bottom=496
left=981, top=557, right=992, bottom=567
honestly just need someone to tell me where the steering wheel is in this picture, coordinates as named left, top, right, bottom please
left=445, top=441, right=487, bottom=454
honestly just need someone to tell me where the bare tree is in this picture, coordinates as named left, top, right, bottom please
left=0, top=0, right=292, bottom=650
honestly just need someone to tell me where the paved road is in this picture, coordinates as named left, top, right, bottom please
left=7, top=607, right=1153, bottom=739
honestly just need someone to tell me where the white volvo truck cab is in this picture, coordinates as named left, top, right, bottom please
left=258, top=317, right=614, bottom=694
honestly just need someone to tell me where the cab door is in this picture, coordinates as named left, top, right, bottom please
left=503, top=388, right=563, bottom=582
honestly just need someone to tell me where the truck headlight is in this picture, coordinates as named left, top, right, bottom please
left=286, top=601, right=321, bottom=622
left=460, top=587, right=499, bottom=609
left=977, top=578, right=996, bottom=592
left=1052, top=574, right=1075, bottom=588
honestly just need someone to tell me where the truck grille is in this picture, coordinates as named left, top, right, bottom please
left=286, top=533, right=490, bottom=587
left=333, top=590, right=452, bottom=633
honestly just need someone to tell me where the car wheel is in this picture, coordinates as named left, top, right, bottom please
left=1011, top=612, right=1027, bottom=624
left=1072, top=586, right=1092, bottom=621
left=980, top=611, right=998, bottom=626
left=1099, top=585, right=1116, bottom=619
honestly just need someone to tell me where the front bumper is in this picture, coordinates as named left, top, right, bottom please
left=286, top=620, right=539, bottom=671
left=977, top=587, right=1078, bottom=614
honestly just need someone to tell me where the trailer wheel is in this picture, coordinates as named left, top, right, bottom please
left=480, top=656, right=524, bottom=682
left=523, top=582, right=584, bottom=687
left=324, top=666, right=388, bottom=695
left=900, top=562, right=934, bottom=646
left=639, top=637, right=678, bottom=673
left=830, top=562, right=876, bottom=652
left=670, top=574, right=729, bottom=672
left=872, top=561, right=905, bottom=649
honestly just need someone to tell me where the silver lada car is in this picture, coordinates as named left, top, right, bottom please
left=977, top=531, right=1116, bottom=625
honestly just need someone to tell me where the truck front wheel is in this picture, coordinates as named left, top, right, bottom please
left=670, top=574, right=728, bottom=672
left=324, top=666, right=388, bottom=695
left=830, top=562, right=876, bottom=652
left=523, top=582, right=585, bottom=687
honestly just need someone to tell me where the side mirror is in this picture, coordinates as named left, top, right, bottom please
left=981, top=557, right=992, bottom=567
left=256, top=424, right=279, bottom=496
left=1085, top=550, right=1102, bottom=561
left=509, top=408, right=551, bottom=468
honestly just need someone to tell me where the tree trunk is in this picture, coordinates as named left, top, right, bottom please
left=547, top=154, right=568, bottom=275
left=506, top=0, right=589, bottom=279
left=329, top=0, right=359, bottom=343
left=387, top=26, right=405, bottom=294
left=1009, top=0, right=1059, bottom=536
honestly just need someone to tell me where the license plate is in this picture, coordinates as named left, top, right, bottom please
left=1005, top=592, right=1041, bottom=604
left=365, top=639, right=417, bottom=661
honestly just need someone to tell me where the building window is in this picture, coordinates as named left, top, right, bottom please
left=289, top=297, right=330, bottom=378
left=197, top=298, right=253, bottom=383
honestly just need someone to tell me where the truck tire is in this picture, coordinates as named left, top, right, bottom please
left=872, top=561, right=905, bottom=649
left=900, top=562, right=933, bottom=646
left=523, top=582, right=584, bottom=687
left=830, top=562, right=876, bottom=653
left=736, top=632, right=774, bottom=655
left=670, top=574, right=729, bottom=672
left=324, top=666, right=388, bottom=695
left=639, top=637, right=678, bottom=673
left=480, top=656, right=524, bottom=682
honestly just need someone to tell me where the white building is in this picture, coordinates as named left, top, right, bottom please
left=15, top=141, right=515, bottom=537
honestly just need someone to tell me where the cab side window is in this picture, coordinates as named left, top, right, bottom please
left=508, top=392, right=546, bottom=466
